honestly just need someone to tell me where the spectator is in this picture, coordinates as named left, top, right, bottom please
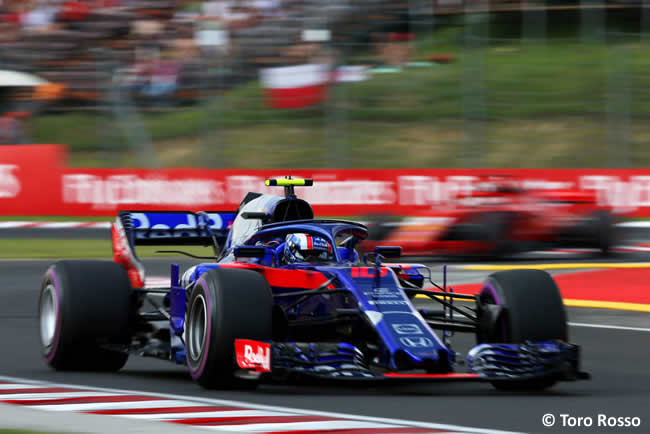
left=195, top=0, right=231, bottom=56
left=59, top=1, right=91, bottom=23
left=0, top=1, right=21, bottom=43
left=246, top=0, right=281, bottom=19
left=0, top=111, right=29, bottom=144
left=21, top=0, right=60, bottom=33
left=139, top=50, right=183, bottom=103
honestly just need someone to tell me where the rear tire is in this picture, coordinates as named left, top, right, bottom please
left=477, top=269, right=567, bottom=391
left=444, top=212, right=516, bottom=258
left=593, top=210, right=614, bottom=256
left=39, top=260, right=132, bottom=371
left=186, top=268, right=273, bottom=389
left=365, top=214, right=395, bottom=243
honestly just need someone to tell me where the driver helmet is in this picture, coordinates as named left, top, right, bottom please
left=284, top=233, right=332, bottom=264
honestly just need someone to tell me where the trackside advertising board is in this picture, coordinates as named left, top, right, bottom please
left=2, top=144, right=650, bottom=216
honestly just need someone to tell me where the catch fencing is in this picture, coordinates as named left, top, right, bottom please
left=3, top=1, right=650, bottom=168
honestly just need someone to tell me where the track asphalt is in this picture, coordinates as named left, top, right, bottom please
left=0, top=258, right=648, bottom=433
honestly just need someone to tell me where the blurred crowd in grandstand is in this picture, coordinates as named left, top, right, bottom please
left=0, top=0, right=413, bottom=112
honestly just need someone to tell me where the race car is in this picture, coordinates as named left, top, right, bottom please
left=38, top=177, right=588, bottom=390
left=364, top=175, right=615, bottom=258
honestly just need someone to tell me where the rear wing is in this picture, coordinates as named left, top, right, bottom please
left=117, top=211, right=236, bottom=246
left=112, top=211, right=236, bottom=288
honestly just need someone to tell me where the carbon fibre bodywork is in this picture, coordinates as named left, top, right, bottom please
left=109, top=188, right=587, bottom=386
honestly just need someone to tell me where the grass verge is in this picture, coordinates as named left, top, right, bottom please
left=28, top=33, right=650, bottom=169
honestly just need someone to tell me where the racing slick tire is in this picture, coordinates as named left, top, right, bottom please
left=592, top=210, right=614, bottom=256
left=444, top=211, right=516, bottom=258
left=186, top=268, right=273, bottom=389
left=364, top=214, right=395, bottom=247
left=39, top=260, right=132, bottom=371
left=477, top=269, right=567, bottom=391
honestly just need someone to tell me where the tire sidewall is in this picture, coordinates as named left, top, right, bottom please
left=38, top=260, right=132, bottom=371
left=39, top=267, right=64, bottom=363
left=479, top=269, right=567, bottom=343
left=477, top=270, right=568, bottom=391
left=595, top=210, right=613, bottom=255
left=186, top=275, right=219, bottom=381
left=185, top=268, right=273, bottom=388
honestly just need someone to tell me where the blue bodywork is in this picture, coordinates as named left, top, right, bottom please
left=119, top=192, right=583, bottom=382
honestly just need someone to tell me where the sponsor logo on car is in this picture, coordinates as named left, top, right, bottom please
left=364, top=287, right=399, bottom=299
left=235, top=339, right=271, bottom=372
left=399, top=336, right=433, bottom=348
left=350, top=267, right=390, bottom=278
left=392, top=323, right=423, bottom=335
left=368, top=300, right=408, bottom=306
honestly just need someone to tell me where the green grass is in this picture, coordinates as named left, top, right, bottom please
left=26, top=31, right=650, bottom=168
left=0, top=239, right=213, bottom=259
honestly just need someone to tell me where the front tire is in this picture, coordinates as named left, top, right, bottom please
left=477, top=269, right=567, bottom=391
left=186, top=268, right=273, bottom=389
left=39, top=260, right=132, bottom=371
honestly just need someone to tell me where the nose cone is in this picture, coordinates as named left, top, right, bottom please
left=392, top=348, right=452, bottom=372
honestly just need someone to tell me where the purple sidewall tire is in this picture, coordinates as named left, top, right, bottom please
left=187, top=277, right=212, bottom=380
left=40, top=268, right=63, bottom=364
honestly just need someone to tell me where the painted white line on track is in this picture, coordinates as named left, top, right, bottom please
left=37, top=222, right=91, bottom=229
left=124, top=410, right=296, bottom=420
left=0, top=384, right=52, bottom=390
left=0, top=375, right=521, bottom=434
left=31, top=399, right=200, bottom=412
left=0, top=391, right=117, bottom=400
left=569, top=322, right=650, bottom=332
left=0, top=222, right=32, bottom=228
left=618, top=221, right=650, bottom=228
left=199, top=420, right=408, bottom=432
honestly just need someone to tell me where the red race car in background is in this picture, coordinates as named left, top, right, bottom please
left=364, top=175, right=615, bottom=258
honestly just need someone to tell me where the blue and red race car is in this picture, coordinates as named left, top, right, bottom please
left=39, top=177, right=588, bottom=390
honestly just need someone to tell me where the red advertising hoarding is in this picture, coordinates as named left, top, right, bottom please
left=2, top=145, right=650, bottom=217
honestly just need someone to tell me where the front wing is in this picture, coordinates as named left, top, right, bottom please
left=234, top=339, right=589, bottom=383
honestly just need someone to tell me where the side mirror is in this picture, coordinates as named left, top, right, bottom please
left=375, top=246, right=402, bottom=259
left=241, top=212, right=270, bottom=222
left=234, top=246, right=267, bottom=259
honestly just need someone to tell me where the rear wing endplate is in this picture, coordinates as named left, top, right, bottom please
left=112, top=211, right=236, bottom=288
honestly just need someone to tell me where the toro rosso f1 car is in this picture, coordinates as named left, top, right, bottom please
left=39, top=177, right=589, bottom=390
left=364, top=175, right=615, bottom=258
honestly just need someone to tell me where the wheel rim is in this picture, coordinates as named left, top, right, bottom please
left=40, top=284, right=58, bottom=348
left=188, top=294, right=207, bottom=361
